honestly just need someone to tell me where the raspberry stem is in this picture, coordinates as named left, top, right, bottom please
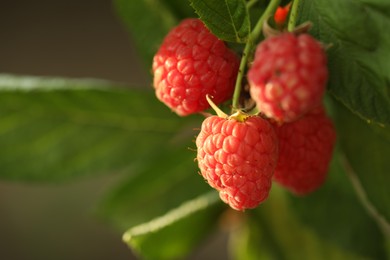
left=246, top=0, right=258, bottom=9
left=232, top=0, right=281, bottom=111
left=287, top=0, right=300, bottom=31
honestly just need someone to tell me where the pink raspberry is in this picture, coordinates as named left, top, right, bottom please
left=152, top=18, right=240, bottom=116
left=273, top=107, right=336, bottom=195
left=196, top=113, right=278, bottom=211
left=247, top=33, right=328, bottom=122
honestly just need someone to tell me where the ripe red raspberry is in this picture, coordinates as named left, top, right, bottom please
left=196, top=113, right=278, bottom=211
left=247, top=33, right=328, bottom=122
left=273, top=107, right=336, bottom=195
left=152, top=18, right=239, bottom=116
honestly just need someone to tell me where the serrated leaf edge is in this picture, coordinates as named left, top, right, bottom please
left=189, top=0, right=250, bottom=43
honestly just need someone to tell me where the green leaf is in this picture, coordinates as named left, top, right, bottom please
left=298, top=0, right=390, bottom=126
left=189, top=0, right=251, bottom=43
left=332, top=99, right=390, bottom=235
left=0, top=74, right=191, bottom=182
left=230, top=210, right=283, bottom=260
left=122, top=192, right=222, bottom=260
left=162, top=0, right=197, bottom=20
left=231, top=186, right=369, bottom=260
left=113, top=0, right=178, bottom=68
left=287, top=148, right=387, bottom=259
left=98, top=139, right=213, bottom=230
left=98, top=136, right=226, bottom=259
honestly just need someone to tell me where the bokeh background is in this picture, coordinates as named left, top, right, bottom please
left=0, top=0, right=228, bottom=259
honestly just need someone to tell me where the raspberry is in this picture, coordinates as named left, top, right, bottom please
left=196, top=113, right=278, bottom=211
left=152, top=18, right=240, bottom=116
left=273, top=107, right=336, bottom=195
left=247, top=33, right=328, bottom=122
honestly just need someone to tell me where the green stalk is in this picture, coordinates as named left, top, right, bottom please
left=246, top=0, right=258, bottom=9
left=232, top=0, right=281, bottom=110
left=287, top=0, right=300, bottom=31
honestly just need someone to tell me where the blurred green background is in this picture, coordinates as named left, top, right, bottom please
left=0, top=0, right=141, bottom=259
left=0, top=0, right=228, bottom=259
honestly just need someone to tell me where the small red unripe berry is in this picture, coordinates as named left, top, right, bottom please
left=274, top=5, right=290, bottom=26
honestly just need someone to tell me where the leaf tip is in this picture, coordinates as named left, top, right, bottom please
left=122, top=231, right=132, bottom=244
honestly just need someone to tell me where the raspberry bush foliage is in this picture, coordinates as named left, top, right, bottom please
left=1, top=0, right=390, bottom=259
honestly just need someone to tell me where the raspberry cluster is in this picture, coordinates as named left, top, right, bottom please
left=152, top=17, right=336, bottom=211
